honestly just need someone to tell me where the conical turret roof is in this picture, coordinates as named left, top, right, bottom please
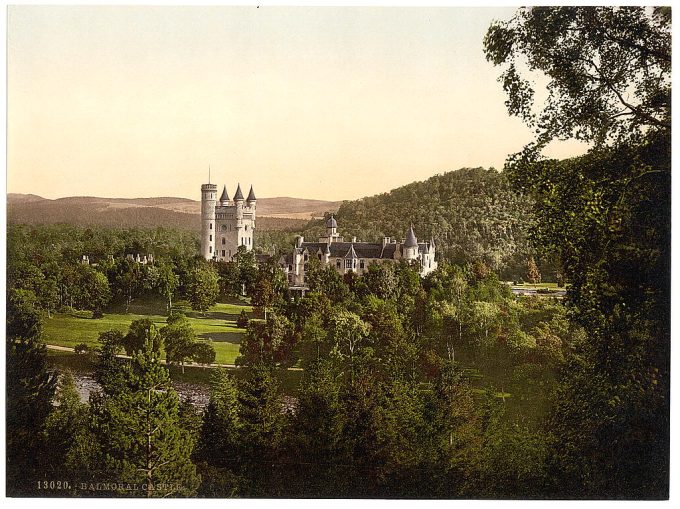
left=219, top=185, right=229, bottom=202
left=404, top=224, right=418, bottom=248
left=234, top=183, right=244, bottom=201
left=326, top=214, right=337, bottom=228
left=247, top=185, right=256, bottom=201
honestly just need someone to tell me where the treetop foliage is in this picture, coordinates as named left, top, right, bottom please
left=484, top=6, right=670, bottom=149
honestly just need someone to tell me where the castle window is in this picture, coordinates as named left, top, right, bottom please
left=245, top=225, right=248, bottom=231
left=221, top=237, right=225, bottom=245
left=318, top=253, right=322, bottom=261
left=360, top=260, right=365, bottom=269
left=345, top=259, right=352, bottom=269
left=222, top=250, right=225, bottom=257
left=210, top=223, right=213, bottom=230
left=336, top=260, right=341, bottom=269
left=304, top=253, right=308, bottom=261
left=304, top=263, right=309, bottom=272
left=209, top=235, right=212, bottom=241
left=209, top=246, right=212, bottom=253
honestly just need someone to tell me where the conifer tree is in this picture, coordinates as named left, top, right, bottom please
left=237, top=364, right=286, bottom=496
left=6, top=334, right=57, bottom=495
left=88, top=340, right=200, bottom=497
left=42, top=370, right=89, bottom=479
left=526, top=256, right=541, bottom=284
left=195, top=369, right=244, bottom=497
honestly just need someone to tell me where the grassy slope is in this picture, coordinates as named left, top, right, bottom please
left=43, top=298, right=251, bottom=365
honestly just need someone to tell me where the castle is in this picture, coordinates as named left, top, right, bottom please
left=281, top=215, right=437, bottom=287
left=200, top=181, right=437, bottom=285
left=200, top=181, right=257, bottom=261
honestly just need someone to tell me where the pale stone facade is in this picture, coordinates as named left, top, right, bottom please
left=201, top=181, right=257, bottom=261
left=281, top=216, right=437, bottom=287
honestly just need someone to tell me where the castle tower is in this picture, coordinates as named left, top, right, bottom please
left=209, top=182, right=257, bottom=261
left=403, top=224, right=419, bottom=261
left=201, top=182, right=218, bottom=259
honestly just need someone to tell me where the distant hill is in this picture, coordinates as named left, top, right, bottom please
left=6, top=194, right=340, bottom=232
left=301, top=168, right=548, bottom=280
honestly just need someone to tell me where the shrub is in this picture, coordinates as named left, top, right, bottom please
left=236, top=309, right=249, bottom=329
left=192, top=342, right=216, bottom=365
left=74, top=343, right=89, bottom=355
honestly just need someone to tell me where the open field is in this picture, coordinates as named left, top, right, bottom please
left=43, top=298, right=251, bottom=365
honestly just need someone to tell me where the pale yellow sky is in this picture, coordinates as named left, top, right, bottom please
left=7, top=6, right=588, bottom=201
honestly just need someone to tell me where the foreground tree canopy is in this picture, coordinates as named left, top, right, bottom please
left=485, top=5, right=670, bottom=499
left=484, top=6, right=670, bottom=149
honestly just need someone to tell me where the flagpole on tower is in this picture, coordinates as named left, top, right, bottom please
left=208, top=165, right=211, bottom=184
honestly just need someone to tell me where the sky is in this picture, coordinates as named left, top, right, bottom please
left=7, top=5, right=589, bottom=201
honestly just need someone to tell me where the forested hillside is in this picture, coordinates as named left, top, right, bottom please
left=304, top=168, right=548, bottom=280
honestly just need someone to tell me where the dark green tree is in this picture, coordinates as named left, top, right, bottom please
left=155, top=260, right=179, bottom=313
left=6, top=334, right=57, bottom=494
left=88, top=341, right=200, bottom=497
left=484, top=6, right=670, bottom=148
left=191, top=342, right=216, bottom=365
left=186, top=263, right=220, bottom=314
left=236, top=364, right=286, bottom=496
left=195, top=369, right=243, bottom=496
left=485, top=6, right=670, bottom=498
left=41, top=371, right=90, bottom=482
left=7, top=287, right=44, bottom=340
left=121, top=318, right=163, bottom=356
left=236, top=309, right=249, bottom=328
left=161, top=314, right=196, bottom=373
left=526, top=256, right=541, bottom=284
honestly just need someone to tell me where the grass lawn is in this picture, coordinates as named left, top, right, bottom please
left=43, top=297, right=252, bottom=365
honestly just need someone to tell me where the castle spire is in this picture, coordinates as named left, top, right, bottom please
left=234, top=183, right=244, bottom=201
left=219, top=185, right=229, bottom=203
left=404, top=224, right=418, bottom=248
left=247, top=185, right=257, bottom=202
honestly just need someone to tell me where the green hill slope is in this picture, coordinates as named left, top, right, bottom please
left=303, top=168, right=547, bottom=280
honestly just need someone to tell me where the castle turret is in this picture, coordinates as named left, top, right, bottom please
left=233, top=183, right=244, bottom=202
left=403, top=224, right=419, bottom=261
left=247, top=185, right=256, bottom=204
left=219, top=185, right=230, bottom=206
left=326, top=214, right=338, bottom=239
left=201, top=182, right=218, bottom=259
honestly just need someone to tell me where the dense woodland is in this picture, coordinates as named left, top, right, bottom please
left=7, top=222, right=571, bottom=497
left=303, top=167, right=552, bottom=281
left=6, top=6, right=670, bottom=500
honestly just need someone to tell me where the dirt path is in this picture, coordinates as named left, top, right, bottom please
left=45, top=344, right=302, bottom=371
